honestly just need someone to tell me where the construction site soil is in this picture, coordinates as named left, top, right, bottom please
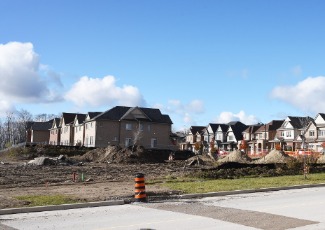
left=1, top=146, right=325, bottom=209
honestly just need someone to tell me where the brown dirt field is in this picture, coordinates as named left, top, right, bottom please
left=0, top=159, right=191, bottom=209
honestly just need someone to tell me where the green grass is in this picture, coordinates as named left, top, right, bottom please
left=161, top=173, right=325, bottom=194
left=15, top=195, right=79, bottom=207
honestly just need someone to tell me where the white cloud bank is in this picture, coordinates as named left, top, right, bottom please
left=213, top=111, right=259, bottom=125
left=0, top=42, right=63, bottom=114
left=65, top=76, right=146, bottom=108
left=271, top=76, right=325, bottom=113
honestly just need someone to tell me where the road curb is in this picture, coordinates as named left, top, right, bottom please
left=0, top=200, right=125, bottom=215
left=176, top=183, right=325, bottom=199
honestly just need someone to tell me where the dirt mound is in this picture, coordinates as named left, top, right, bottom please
left=254, top=150, right=292, bottom=164
left=76, top=146, right=172, bottom=164
left=186, top=154, right=216, bottom=166
left=217, top=150, right=251, bottom=164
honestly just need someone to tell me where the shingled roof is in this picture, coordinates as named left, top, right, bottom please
left=189, top=126, right=206, bottom=135
left=62, top=113, right=79, bottom=125
left=75, top=114, right=87, bottom=124
left=287, top=116, right=313, bottom=129
left=28, top=120, right=54, bottom=131
left=228, top=121, right=248, bottom=141
left=92, top=106, right=173, bottom=124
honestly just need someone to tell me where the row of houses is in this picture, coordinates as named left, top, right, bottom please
left=182, top=114, right=325, bottom=154
left=26, top=106, right=175, bottom=149
left=25, top=107, right=325, bottom=154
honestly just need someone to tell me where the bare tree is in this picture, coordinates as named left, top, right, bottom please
left=16, top=109, right=33, bottom=144
left=132, top=123, right=143, bottom=153
left=0, top=118, right=5, bottom=149
left=4, top=111, right=15, bottom=147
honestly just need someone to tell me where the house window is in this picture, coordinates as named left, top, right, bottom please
left=309, top=130, right=315, bottom=136
left=148, top=125, right=151, bottom=132
left=75, top=127, right=78, bottom=133
left=125, top=138, right=132, bottom=147
left=318, top=130, right=325, bottom=136
left=217, top=134, right=222, bottom=140
left=91, top=122, right=93, bottom=128
left=86, top=124, right=88, bottom=129
left=90, top=136, right=94, bottom=145
left=139, top=123, right=144, bottom=131
left=151, top=138, right=157, bottom=148
left=113, top=137, right=118, bottom=141
left=126, top=123, right=132, bottom=130
left=229, top=136, right=233, bottom=141
left=286, top=131, right=291, bottom=137
left=79, top=126, right=81, bottom=131
left=280, top=131, right=284, bottom=137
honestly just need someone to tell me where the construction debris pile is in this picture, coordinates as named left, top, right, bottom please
left=217, top=150, right=251, bottom=164
left=253, top=150, right=292, bottom=164
left=75, top=145, right=173, bottom=164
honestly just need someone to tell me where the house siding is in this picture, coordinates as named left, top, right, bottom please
left=31, top=130, right=49, bottom=144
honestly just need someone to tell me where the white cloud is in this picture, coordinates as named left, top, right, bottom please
left=65, top=75, right=146, bottom=108
left=213, top=110, right=259, bottom=125
left=271, top=76, right=325, bottom=113
left=154, top=99, right=205, bottom=127
left=0, top=100, right=16, bottom=116
left=162, top=99, right=205, bottom=115
left=0, top=42, right=63, bottom=107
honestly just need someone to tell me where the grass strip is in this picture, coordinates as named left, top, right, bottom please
left=162, top=173, right=325, bottom=194
left=15, top=195, right=79, bottom=207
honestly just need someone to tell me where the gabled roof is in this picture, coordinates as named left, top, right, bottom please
left=208, top=123, right=221, bottom=133
left=318, top=113, right=325, bottom=120
left=189, top=126, right=206, bottom=135
left=243, top=124, right=262, bottom=134
left=255, top=120, right=284, bottom=133
left=87, top=112, right=102, bottom=119
left=75, top=114, right=87, bottom=124
left=227, top=121, right=248, bottom=140
left=287, top=116, right=314, bottom=129
left=92, top=106, right=173, bottom=124
left=62, top=113, right=79, bottom=125
left=51, top=118, right=60, bottom=129
left=217, top=124, right=229, bottom=132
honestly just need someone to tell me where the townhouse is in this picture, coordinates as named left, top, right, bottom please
left=182, top=126, right=206, bottom=151
left=49, top=118, right=61, bottom=145
left=302, top=113, right=325, bottom=152
left=273, top=116, right=313, bottom=151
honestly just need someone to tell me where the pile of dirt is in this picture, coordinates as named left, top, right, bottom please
left=186, top=154, right=216, bottom=166
left=253, top=150, right=292, bottom=164
left=76, top=146, right=172, bottom=164
left=217, top=150, right=251, bottom=164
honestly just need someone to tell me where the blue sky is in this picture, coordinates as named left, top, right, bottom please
left=1, top=0, right=325, bottom=131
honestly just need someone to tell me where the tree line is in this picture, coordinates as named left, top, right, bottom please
left=0, top=109, right=59, bottom=150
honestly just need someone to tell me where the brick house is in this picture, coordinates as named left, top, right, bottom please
left=83, top=106, right=174, bottom=149
left=26, top=120, right=53, bottom=145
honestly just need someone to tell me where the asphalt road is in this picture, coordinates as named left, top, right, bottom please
left=1, top=186, right=325, bottom=230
